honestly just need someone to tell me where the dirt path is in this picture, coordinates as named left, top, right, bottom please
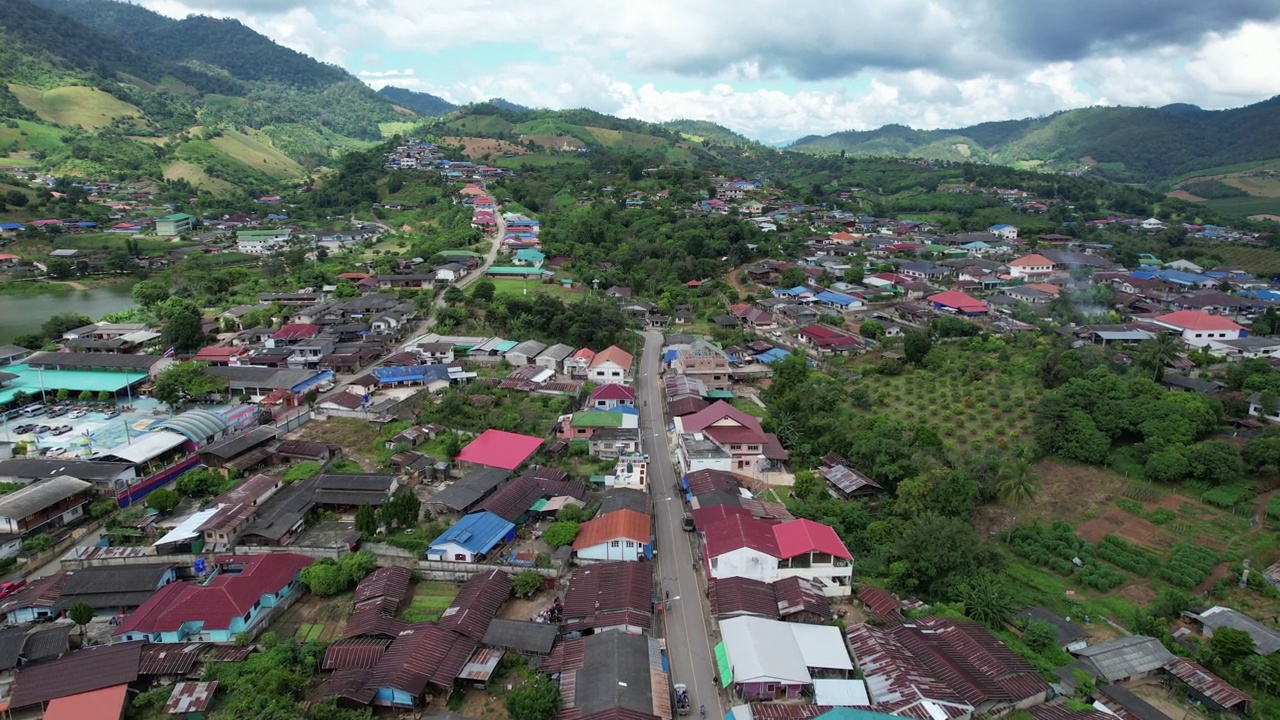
left=48, top=280, right=89, bottom=290
left=1255, top=488, right=1278, bottom=523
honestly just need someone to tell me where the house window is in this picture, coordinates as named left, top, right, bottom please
left=747, top=445, right=759, bottom=451
left=611, top=371, right=621, bottom=377
left=710, top=558, right=717, bottom=569
left=730, top=444, right=742, bottom=451
left=1195, top=333, right=1203, bottom=338
left=454, top=553, right=467, bottom=561
left=625, top=541, right=635, bottom=547
left=611, top=540, right=621, bottom=547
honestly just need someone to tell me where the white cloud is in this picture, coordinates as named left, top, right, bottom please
left=132, top=0, right=1280, bottom=141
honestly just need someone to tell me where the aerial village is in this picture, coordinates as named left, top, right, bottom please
left=3, top=142, right=1280, bottom=720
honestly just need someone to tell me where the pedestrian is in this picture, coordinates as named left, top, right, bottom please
left=665, top=590, right=670, bottom=601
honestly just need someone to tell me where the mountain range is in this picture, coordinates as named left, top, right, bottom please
left=789, top=98, right=1280, bottom=185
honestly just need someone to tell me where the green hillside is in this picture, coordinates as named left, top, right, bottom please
left=660, top=119, right=752, bottom=145
left=377, top=86, right=457, bottom=116
left=0, top=0, right=408, bottom=188
left=790, top=98, right=1280, bottom=185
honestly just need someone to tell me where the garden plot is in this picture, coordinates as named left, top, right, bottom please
left=269, top=593, right=353, bottom=642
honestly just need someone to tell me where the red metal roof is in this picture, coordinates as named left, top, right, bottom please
left=353, top=566, right=413, bottom=609
left=138, top=643, right=207, bottom=675
left=10, top=642, right=142, bottom=710
left=680, top=401, right=766, bottom=439
left=323, top=637, right=392, bottom=670
left=457, top=429, right=544, bottom=470
left=926, top=290, right=987, bottom=313
left=684, top=469, right=740, bottom=496
left=42, top=683, right=129, bottom=720
left=1154, top=309, right=1246, bottom=332
left=1164, top=657, right=1251, bottom=710
left=589, top=345, right=634, bottom=370
left=114, top=554, right=313, bottom=636
left=369, top=623, right=478, bottom=697
left=562, top=561, right=652, bottom=631
left=702, top=513, right=780, bottom=559
left=773, top=518, right=852, bottom=560
left=798, top=324, right=860, bottom=348
left=858, top=585, right=904, bottom=623
left=709, top=577, right=780, bottom=618
left=590, top=383, right=636, bottom=401
left=344, top=597, right=408, bottom=639
left=270, top=323, right=321, bottom=340
left=438, top=569, right=512, bottom=641
left=477, top=476, right=546, bottom=522
left=574, top=509, right=651, bottom=550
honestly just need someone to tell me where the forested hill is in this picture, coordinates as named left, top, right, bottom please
left=0, top=0, right=408, bottom=186
left=789, top=99, right=1280, bottom=185
left=377, top=86, right=458, bottom=116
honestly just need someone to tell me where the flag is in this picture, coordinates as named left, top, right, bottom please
left=162, top=347, right=176, bottom=358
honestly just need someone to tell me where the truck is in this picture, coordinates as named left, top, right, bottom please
left=674, top=684, right=691, bottom=715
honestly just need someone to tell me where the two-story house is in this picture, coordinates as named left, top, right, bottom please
left=415, top=342, right=456, bottom=365
left=114, top=554, right=314, bottom=643
left=587, top=345, right=634, bottom=385
left=1007, top=253, right=1055, bottom=279
left=675, top=401, right=773, bottom=474
left=672, top=346, right=732, bottom=391
left=702, top=515, right=853, bottom=598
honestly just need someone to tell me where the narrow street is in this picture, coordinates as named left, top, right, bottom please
left=637, top=331, right=723, bottom=718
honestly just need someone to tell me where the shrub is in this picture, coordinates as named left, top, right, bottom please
left=1116, top=498, right=1143, bottom=515
left=1145, top=508, right=1176, bottom=525
left=1201, top=482, right=1254, bottom=509
left=1096, top=535, right=1157, bottom=576
left=1157, top=545, right=1219, bottom=589
left=543, top=522, right=579, bottom=548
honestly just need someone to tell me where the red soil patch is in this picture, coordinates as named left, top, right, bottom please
left=1117, top=579, right=1156, bottom=605
left=1077, top=508, right=1170, bottom=551
left=441, top=136, right=527, bottom=159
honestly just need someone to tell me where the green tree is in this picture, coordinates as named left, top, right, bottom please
left=161, top=305, right=207, bottom=352
left=98, top=390, right=112, bottom=403
left=555, top=504, right=588, bottom=523
left=1137, top=333, right=1181, bottom=379
left=504, top=673, right=561, bottom=720
left=68, top=601, right=95, bottom=637
left=55, top=388, right=70, bottom=402
left=779, top=266, right=807, bottom=288
left=543, top=521, right=579, bottom=548
left=332, top=280, right=359, bottom=299
left=957, top=571, right=1014, bottom=627
left=20, top=533, right=51, bottom=553
left=355, top=505, right=380, bottom=536
left=1185, top=441, right=1245, bottom=485
left=40, top=312, right=90, bottom=340
left=859, top=320, right=884, bottom=340
left=513, top=570, right=543, bottom=598
left=131, top=279, right=170, bottom=308
left=299, top=560, right=348, bottom=597
left=147, top=488, right=181, bottom=513
left=1208, top=626, right=1256, bottom=666
left=175, top=468, right=226, bottom=497
left=903, top=331, right=932, bottom=365
left=1144, top=449, right=1190, bottom=483
left=78, top=390, right=94, bottom=402
left=844, top=264, right=865, bottom=284
left=381, top=490, right=421, bottom=531
left=152, top=361, right=224, bottom=409
left=996, top=458, right=1037, bottom=507
left=1022, top=619, right=1058, bottom=653
left=472, top=279, right=497, bottom=302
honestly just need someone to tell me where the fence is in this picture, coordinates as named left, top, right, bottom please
left=271, top=407, right=312, bottom=434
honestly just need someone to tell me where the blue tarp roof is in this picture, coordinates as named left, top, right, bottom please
left=372, top=364, right=450, bottom=385
left=428, top=511, right=515, bottom=555
left=755, top=348, right=791, bottom=364
left=0, top=223, right=24, bottom=230
left=663, top=349, right=678, bottom=364
left=776, top=286, right=810, bottom=296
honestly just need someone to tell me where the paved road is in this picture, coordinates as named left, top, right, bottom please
left=637, top=331, right=723, bottom=719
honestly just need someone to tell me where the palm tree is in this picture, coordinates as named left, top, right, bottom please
left=997, top=457, right=1037, bottom=507
left=1138, top=333, right=1181, bottom=380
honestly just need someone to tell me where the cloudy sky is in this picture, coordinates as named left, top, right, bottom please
left=137, top=0, right=1280, bottom=143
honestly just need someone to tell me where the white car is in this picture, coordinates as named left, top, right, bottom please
left=317, top=382, right=335, bottom=392
left=47, top=447, right=67, bottom=457
left=67, top=410, right=86, bottom=419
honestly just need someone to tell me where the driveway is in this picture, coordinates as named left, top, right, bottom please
left=637, top=331, right=723, bottom=718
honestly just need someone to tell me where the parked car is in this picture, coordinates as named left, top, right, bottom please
left=54, top=425, right=73, bottom=435
left=67, top=410, right=86, bottom=419
left=46, top=407, right=68, bottom=418
left=0, top=580, right=26, bottom=600
left=101, top=409, right=120, bottom=420
left=13, top=424, right=36, bottom=434
left=682, top=515, right=696, bottom=532
left=47, top=447, right=66, bottom=457
left=4, top=409, right=21, bottom=420
left=35, top=425, right=52, bottom=434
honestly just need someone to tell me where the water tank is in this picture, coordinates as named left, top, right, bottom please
left=194, top=558, right=206, bottom=573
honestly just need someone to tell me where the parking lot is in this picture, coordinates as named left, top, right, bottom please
left=1, top=398, right=187, bottom=458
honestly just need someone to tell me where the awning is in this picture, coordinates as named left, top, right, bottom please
left=715, top=642, right=732, bottom=687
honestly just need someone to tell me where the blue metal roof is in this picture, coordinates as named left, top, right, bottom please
left=428, top=511, right=515, bottom=555
left=813, top=291, right=858, bottom=306
left=775, top=286, right=809, bottom=296
left=372, top=364, right=450, bottom=385
left=1157, top=270, right=1212, bottom=286
left=755, top=348, right=791, bottom=364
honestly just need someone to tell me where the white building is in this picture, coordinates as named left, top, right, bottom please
left=587, top=345, right=634, bottom=385
left=1153, top=310, right=1247, bottom=347
left=702, top=515, right=854, bottom=597
left=572, top=509, right=651, bottom=563
left=988, top=224, right=1019, bottom=240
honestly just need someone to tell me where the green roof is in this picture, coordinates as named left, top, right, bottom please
left=530, top=498, right=549, bottom=512
left=571, top=411, right=624, bottom=428
left=157, top=213, right=194, bottom=222
left=815, top=710, right=903, bottom=720
left=237, top=229, right=291, bottom=239
left=704, top=390, right=735, bottom=399
left=715, top=643, right=732, bottom=687
left=487, top=266, right=548, bottom=276
left=0, top=364, right=147, bottom=405
left=589, top=475, right=608, bottom=484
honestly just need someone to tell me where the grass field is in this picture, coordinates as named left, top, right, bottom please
left=0, top=119, right=66, bottom=155
left=861, top=348, right=1038, bottom=454
left=1199, top=245, right=1280, bottom=277
left=379, top=121, right=420, bottom=137
left=210, top=129, right=306, bottom=178
left=445, top=115, right=516, bottom=135
left=295, top=623, right=325, bottom=642
left=163, top=160, right=236, bottom=193
left=584, top=126, right=668, bottom=150
left=488, top=277, right=582, bottom=299
left=1201, top=196, right=1280, bottom=217
left=401, top=581, right=459, bottom=623
left=8, top=84, right=141, bottom=130
left=495, top=154, right=589, bottom=169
